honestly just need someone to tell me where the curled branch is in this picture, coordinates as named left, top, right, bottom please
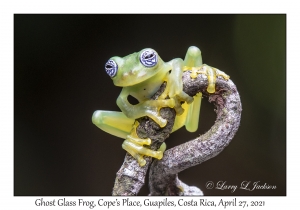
left=112, top=71, right=242, bottom=196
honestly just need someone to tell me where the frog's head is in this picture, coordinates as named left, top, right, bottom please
left=104, top=48, right=165, bottom=87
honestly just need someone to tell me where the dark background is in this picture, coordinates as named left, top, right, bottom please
left=14, top=14, right=286, bottom=196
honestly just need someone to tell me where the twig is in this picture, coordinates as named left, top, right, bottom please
left=112, top=71, right=242, bottom=195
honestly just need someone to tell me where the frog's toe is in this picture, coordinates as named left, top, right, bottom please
left=207, top=84, right=215, bottom=93
left=146, top=111, right=167, bottom=127
left=174, top=105, right=185, bottom=116
left=139, top=148, right=163, bottom=160
left=122, top=139, right=164, bottom=166
left=153, top=98, right=175, bottom=108
left=123, top=142, right=146, bottom=166
left=158, top=142, right=166, bottom=153
left=126, top=135, right=151, bottom=146
left=136, top=155, right=146, bottom=166
left=149, top=150, right=163, bottom=160
left=158, top=91, right=168, bottom=100
left=178, top=92, right=193, bottom=104
left=172, top=97, right=185, bottom=115
left=185, top=95, right=194, bottom=104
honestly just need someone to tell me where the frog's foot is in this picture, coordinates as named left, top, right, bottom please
left=122, top=139, right=165, bottom=166
left=184, top=65, right=230, bottom=94
left=122, top=122, right=165, bottom=166
left=206, top=66, right=230, bottom=93
left=171, top=93, right=193, bottom=116
left=184, top=64, right=218, bottom=93
left=158, top=81, right=193, bottom=116
left=173, top=97, right=184, bottom=115
left=183, top=66, right=203, bottom=79
left=216, top=69, right=230, bottom=80
left=160, top=82, right=193, bottom=105
left=141, top=99, right=175, bottom=127
left=183, top=64, right=210, bottom=79
left=176, top=91, right=194, bottom=104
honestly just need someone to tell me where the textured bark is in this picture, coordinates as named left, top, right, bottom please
left=112, top=70, right=242, bottom=196
left=149, top=72, right=242, bottom=195
left=112, top=83, right=175, bottom=196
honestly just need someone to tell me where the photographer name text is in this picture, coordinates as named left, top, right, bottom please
left=206, top=181, right=277, bottom=193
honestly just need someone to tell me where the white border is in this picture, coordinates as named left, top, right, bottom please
left=1, top=0, right=297, bottom=209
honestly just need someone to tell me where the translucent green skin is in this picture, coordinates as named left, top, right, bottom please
left=92, top=46, right=228, bottom=166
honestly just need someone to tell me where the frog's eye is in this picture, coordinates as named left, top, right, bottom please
left=105, top=60, right=118, bottom=77
left=140, top=50, right=158, bottom=67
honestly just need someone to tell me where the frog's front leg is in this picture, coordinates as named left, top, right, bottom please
left=197, top=65, right=230, bottom=93
left=159, top=58, right=194, bottom=115
left=92, top=110, right=166, bottom=166
left=117, top=89, right=175, bottom=128
left=115, top=89, right=174, bottom=166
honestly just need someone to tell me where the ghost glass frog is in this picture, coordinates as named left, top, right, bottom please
left=92, top=46, right=229, bottom=166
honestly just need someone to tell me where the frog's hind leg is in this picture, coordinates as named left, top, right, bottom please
left=92, top=110, right=165, bottom=167
left=174, top=46, right=203, bottom=132
left=92, top=110, right=134, bottom=139
left=185, top=92, right=202, bottom=132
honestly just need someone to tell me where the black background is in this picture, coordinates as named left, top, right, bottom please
left=14, top=14, right=286, bottom=196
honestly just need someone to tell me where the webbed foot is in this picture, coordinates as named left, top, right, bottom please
left=171, top=94, right=193, bottom=116
left=122, top=121, right=166, bottom=166
left=184, top=64, right=230, bottom=93
left=158, top=75, right=193, bottom=116
left=137, top=99, right=175, bottom=127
